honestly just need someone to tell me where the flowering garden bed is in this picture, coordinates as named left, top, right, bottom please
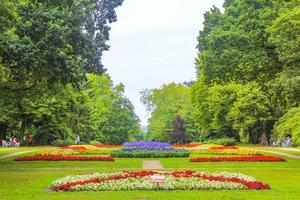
left=190, top=156, right=286, bottom=162
left=112, top=142, right=189, bottom=158
left=190, top=149, right=263, bottom=156
left=112, top=150, right=189, bottom=158
left=173, top=144, right=201, bottom=148
left=14, top=155, right=115, bottom=161
left=50, top=170, right=270, bottom=191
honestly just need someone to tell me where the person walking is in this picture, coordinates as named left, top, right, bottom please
left=28, top=135, right=33, bottom=147
left=12, top=137, right=17, bottom=147
left=76, top=135, right=80, bottom=145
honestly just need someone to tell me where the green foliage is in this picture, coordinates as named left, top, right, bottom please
left=51, top=138, right=74, bottom=147
left=275, top=107, right=300, bottom=146
left=192, top=81, right=271, bottom=143
left=140, top=83, right=198, bottom=142
left=267, top=5, right=300, bottom=66
left=111, top=150, right=190, bottom=158
left=192, top=0, right=300, bottom=144
left=0, top=0, right=138, bottom=145
left=205, top=137, right=237, bottom=146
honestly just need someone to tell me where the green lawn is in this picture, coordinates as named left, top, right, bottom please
left=0, top=147, right=299, bottom=200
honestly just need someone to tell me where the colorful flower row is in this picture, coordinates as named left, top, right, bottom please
left=91, top=144, right=122, bottom=148
left=14, top=155, right=115, bottom=161
left=123, top=142, right=173, bottom=151
left=76, top=148, right=117, bottom=155
left=51, top=171, right=270, bottom=191
left=36, top=150, right=77, bottom=156
left=208, top=145, right=239, bottom=150
left=111, top=150, right=190, bottom=158
left=190, top=149, right=262, bottom=156
left=173, top=144, right=201, bottom=148
left=190, top=156, right=286, bottom=162
left=60, top=144, right=122, bottom=151
left=60, top=145, right=95, bottom=151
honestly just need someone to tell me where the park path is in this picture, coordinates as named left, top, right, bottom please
left=256, top=149, right=300, bottom=160
left=0, top=150, right=36, bottom=160
left=278, top=148, right=300, bottom=152
left=142, top=160, right=164, bottom=170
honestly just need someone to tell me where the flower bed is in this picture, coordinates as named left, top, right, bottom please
left=173, top=144, right=201, bottom=148
left=50, top=170, right=270, bottom=191
left=113, top=141, right=189, bottom=158
left=60, top=145, right=95, bottom=151
left=14, top=155, right=115, bottom=161
left=209, top=146, right=239, bottom=150
left=190, top=156, right=286, bottom=162
left=112, top=150, right=189, bottom=158
left=123, top=142, right=173, bottom=151
left=77, top=148, right=117, bottom=155
left=91, top=144, right=122, bottom=148
left=190, top=149, right=262, bottom=156
left=36, top=150, right=77, bottom=156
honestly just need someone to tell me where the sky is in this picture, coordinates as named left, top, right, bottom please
left=102, top=0, right=224, bottom=126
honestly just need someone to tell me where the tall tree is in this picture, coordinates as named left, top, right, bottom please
left=140, top=83, right=198, bottom=142
left=192, top=0, right=299, bottom=144
left=0, top=0, right=123, bottom=143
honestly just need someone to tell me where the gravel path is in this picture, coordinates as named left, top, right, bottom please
left=0, top=150, right=35, bottom=160
left=278, top=148, right=300, bottom=152
left=257, top=149, right=300, bottom=160
left=142, top=160, right=164, bottom=169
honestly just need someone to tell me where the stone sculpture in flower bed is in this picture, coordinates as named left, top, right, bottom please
left=112, top=142, right=189, bottom=158
left=50, top=170, right=271, bottom=191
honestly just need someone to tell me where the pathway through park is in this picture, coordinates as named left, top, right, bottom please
left=142, top=160, right=164, bottom=170
left=256, top=149, right=300, bottom=160
left=0, top=150, right=36, bottom=160
left=278, top=148, right=300, bottom=152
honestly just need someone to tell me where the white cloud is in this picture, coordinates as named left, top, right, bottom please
left=103, top=0, right=224, bottom=126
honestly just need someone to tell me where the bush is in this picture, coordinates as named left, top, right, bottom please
left=111, top=150, right=190, bottom=158
left=51, top=139, right=74, bottom=146
left=205, top=138, right=237, bottom=146
left=275, top=106, right=300, bottom=146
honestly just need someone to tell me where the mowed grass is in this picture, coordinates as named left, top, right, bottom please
left=0, top=147, right=300, bottom=200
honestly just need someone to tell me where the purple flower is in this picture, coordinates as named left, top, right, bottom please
left=123, top=142, right=173, bottom=151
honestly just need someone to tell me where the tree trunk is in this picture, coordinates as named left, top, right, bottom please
left=19, top=117, right=27, bottom=145
left=0, top=123, right=8, bottom=145
left=260, top=122, right=268, bottom=146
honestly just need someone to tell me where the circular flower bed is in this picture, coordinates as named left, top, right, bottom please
left=190, top=156, right=286, bottom=162
left=50, top=171, right=270, bottom=191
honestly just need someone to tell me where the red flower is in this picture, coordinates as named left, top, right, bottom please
left=14, top=155, right=115, bottom=161
left=51, top=170, right=271, bottom=191
left=190, top=156, right=286, bottom=162
left=209, top=146, right=239, bottom=150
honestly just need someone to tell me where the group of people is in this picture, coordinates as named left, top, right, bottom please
left=280, top=136, right=292, bottom=148
left=1, top=135, right=33, bottom=147
left=266, top=136, right=293, bottom=147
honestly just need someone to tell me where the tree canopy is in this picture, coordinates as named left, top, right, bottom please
left=192, top=0, right=300, bottom=144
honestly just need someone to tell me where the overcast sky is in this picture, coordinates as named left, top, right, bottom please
left=102, top=0, right=224, bottom=126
